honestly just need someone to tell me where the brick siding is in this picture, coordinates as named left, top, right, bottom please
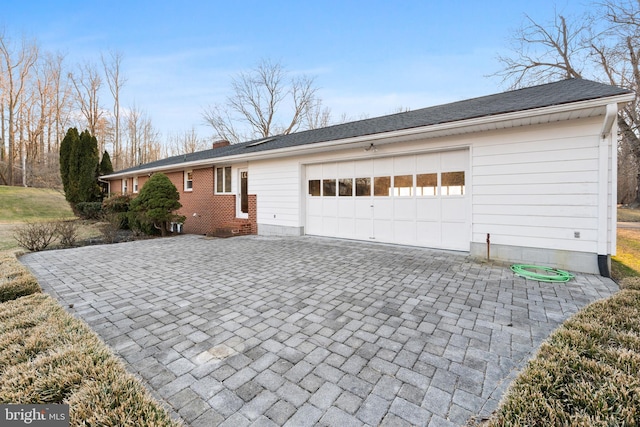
left=110, top=167, right=257, bottom=236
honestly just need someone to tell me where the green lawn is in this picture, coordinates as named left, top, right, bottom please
left=0, top=186, right=74, bottom=222
left=3, top=186, right=640, bottom=425
left=0, top=187, right=179, bottom=425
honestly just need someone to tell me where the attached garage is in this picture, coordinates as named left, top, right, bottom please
left=102, top=79, right=635, bottom=275
left=305, top=150, right=470, bottom=250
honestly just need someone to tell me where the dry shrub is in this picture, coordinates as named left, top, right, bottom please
left=100, top=212, right=123, bottom=243
left=485, top=290, right=640, bottom=426
left=0, top=294, right=181, bottom=426
left=55, top=220, right=79, bottom=247
left=13, top=221, right=58, bottom=251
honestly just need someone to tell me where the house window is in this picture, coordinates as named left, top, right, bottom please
left=184, top=170, right=193, bottom=191
left=122, top=179, right=128, bottom=194
left=216, top=166, right=232, bottom=193
left=393, top=175, right=413, bottom=196
left=416, top=173, right=437, bottom=196
left=133, top=176, right=139, bottom=193
left=442, top=171, right=465, bottom=195
left=308, top=180, right=321, bottom=196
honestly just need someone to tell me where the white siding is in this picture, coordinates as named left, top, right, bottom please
left=249, top=158, right=301, bottom=227
left=248, top=114, right=613, bottom=272
left=471, top=117, right=603, bottom=253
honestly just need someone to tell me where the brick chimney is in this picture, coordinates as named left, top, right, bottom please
left=212, top=140, right=230, bottom=149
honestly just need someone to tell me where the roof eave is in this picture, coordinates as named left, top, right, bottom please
left=102, top=92, right=634, bottom=179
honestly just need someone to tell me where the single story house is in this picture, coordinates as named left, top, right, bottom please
left=101, top=78, right=634, bottom=276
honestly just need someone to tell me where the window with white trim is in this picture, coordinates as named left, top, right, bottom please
left=133, top=176, right=139, bottom=193
left=122, top=179, right=128, bottom=194
left=184, top=170, right=193, bottom=191
left=216, top=166, right=232, bottom=193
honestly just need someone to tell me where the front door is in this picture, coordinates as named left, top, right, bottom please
left=238, top=168, right=249, bottom=218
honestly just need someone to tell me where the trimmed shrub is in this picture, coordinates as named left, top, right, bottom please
left=102, top=194, right=132, bottom=230
left=621, top=277, right=640, bottom=291
left=0, top=255, right=41, bottom=303
left=75, top=202, right=103, bottom=220
left=0, top=275, right=41, bottom=303
left=129, top=173, right=185, bottom=237
left=13, top=222, right=58, bottom=251
left=485, top=290, right=640, bottom=426
left=0, top=294, right=181, bottom=426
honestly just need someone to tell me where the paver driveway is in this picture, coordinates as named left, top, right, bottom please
left=20, top=235, right=619, bottom=426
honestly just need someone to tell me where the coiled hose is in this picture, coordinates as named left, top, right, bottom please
left=510, top=264, right=575, bottom=283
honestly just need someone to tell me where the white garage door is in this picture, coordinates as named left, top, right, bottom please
left=305, top=150, right=470, bottom=251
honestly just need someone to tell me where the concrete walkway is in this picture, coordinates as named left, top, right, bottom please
left=20, top=235, right=619, bottom=426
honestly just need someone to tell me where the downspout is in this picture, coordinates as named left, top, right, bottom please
left=597, top=103, right=618, bottom=277
left=98, top=177, right=110, bottom=197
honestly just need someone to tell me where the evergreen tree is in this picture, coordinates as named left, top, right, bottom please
left=59, top=128, right=79, bottom=201
left=76, top=130, right=101, bottom=203
left=129, top=173, right=185, bottom=236
left=99, top=151, right=114, bottom=175
left=99, top=151, right=114, bottom=196
left=59, top=127, right=101, bottom=207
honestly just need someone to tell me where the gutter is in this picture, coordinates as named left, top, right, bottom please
left=103, top=93, right=635, bottom=180
left=597, top=102, right=621, bottom=278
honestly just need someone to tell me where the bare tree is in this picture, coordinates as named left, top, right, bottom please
left=124, top=105, right=161, bottom=167
left=166, top=127, right=207, bottom=156
left=495, top=4, right=640, bottom=202
left=68, top=61, right=103, bottom=136
left=203, top=59, right=327, bottom=143
left=495, top=13, right=589, bottom=88
left=102, top=50, right=126, bottom=170
left=0, top=31, right=38, bottom=185
left=305, top=99, right=333, bottom=129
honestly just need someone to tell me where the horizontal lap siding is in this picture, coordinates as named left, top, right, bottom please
left=250, top=159, right=301, bottom=227
left=472, top=117, right=602, bottom=253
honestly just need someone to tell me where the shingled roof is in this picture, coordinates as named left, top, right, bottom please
left=107, top=78, right=632, bottom=176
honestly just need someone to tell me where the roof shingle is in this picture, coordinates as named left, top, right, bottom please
left=109, top=78, right=632, bottom=175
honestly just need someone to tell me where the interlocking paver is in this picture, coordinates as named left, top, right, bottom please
left=21, top=235, right=619, bottom=426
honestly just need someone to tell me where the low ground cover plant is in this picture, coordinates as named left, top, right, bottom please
left=0, top=253, right=181, bottom=427
left=483, top=284, right=640, bottom=426
left=0, top=253, right=41, bottom=302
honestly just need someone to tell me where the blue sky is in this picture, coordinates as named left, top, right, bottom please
left=3, top=0, right=594, bottom=139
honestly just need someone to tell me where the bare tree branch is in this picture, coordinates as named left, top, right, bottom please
left=203, top=59, right=329, bottom=143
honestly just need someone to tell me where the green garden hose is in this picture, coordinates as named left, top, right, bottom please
left=510, top=264, right=575, bottom=283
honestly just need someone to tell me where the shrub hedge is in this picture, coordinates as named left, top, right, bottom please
left=0, top=253, right=182, bottom=426
left=484, top=289, right=640, bottom=426
left=0, top=254, right=41, bottom=303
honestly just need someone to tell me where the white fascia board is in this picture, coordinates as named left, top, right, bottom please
left=103, top=93, right=635, bottom=180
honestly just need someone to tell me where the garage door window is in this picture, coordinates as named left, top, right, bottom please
left=339, top=178, right=353, bottom=196
left=417, top=173, right=437, bottom=196
left=323, top=179, right=336, bottom=196
left=355, top=178, right=371, bottom=196
left=309, top=180, right=320, bottom=196
left=442, top=171, right=465, bottom=195
left=374, top=176, right=391, bottom=196
left=393, top=175, right=413, bottom=196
